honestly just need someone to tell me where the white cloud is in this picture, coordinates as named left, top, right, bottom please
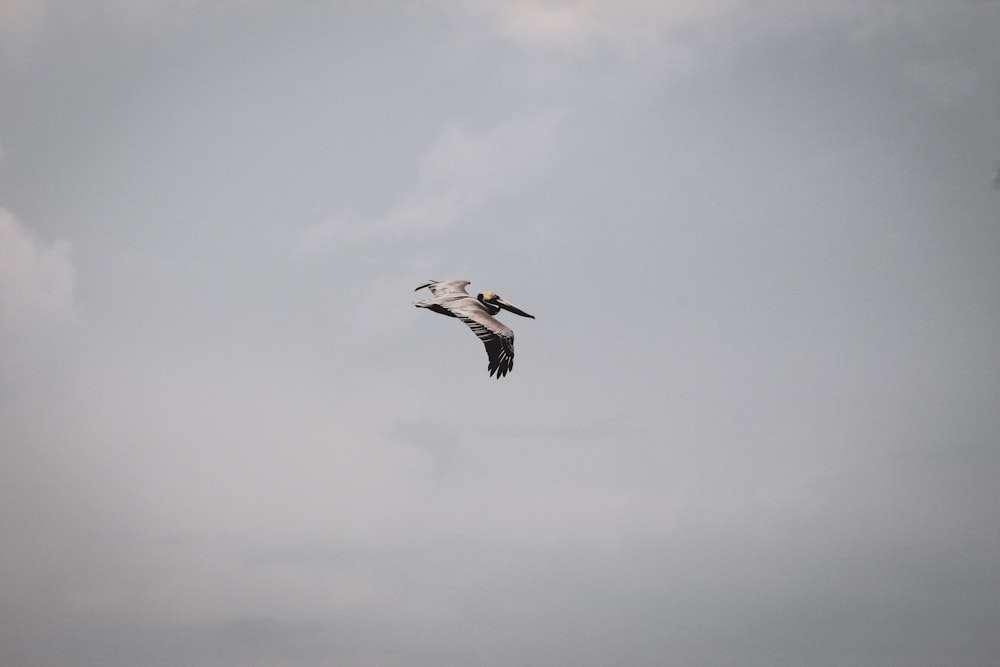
left=448, top=0, right=1000, bottom=87
left=453, top=0, right=741, bottom=53
left=298, top=111, right=565, bottom=255
left=0, top=208, right=75, bottom=328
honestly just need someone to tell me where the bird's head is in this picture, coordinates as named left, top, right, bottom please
left=478, top=291, right=535, bottom=319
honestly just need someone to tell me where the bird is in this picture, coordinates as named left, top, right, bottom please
left=413, top=280, right=535, bottom=378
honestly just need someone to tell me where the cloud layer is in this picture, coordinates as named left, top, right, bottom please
left=1, top=2, right=998, bottom=666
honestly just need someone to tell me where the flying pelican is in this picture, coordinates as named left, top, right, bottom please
left=413, top=280, right=535, bottom=378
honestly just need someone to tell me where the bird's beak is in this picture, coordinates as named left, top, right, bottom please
left=497, top=298, right=535, bottom=319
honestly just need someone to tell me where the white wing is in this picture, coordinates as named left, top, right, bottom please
left=415, top=280, right=471, bottom=297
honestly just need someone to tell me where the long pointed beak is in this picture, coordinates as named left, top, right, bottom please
left=497, top=298, right=535, bottom=319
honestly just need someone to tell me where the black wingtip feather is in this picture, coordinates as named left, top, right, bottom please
left=414, top=280, right=442, bottom=292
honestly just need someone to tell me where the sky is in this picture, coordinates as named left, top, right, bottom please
left=1, top=1, right=999, bottom=666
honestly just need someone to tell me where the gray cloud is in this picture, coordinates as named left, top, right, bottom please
left=1, top=1, right=998, bottom=666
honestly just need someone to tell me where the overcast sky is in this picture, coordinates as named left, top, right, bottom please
left=2, top=1, right=999, bottom=666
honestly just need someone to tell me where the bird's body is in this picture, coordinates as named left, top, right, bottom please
left=413, top=280, right=535, bottom=378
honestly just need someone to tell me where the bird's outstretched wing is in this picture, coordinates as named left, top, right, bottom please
left=457, top=308, right=516, bottom=379
left=414, top=280, right=471, bottom=296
